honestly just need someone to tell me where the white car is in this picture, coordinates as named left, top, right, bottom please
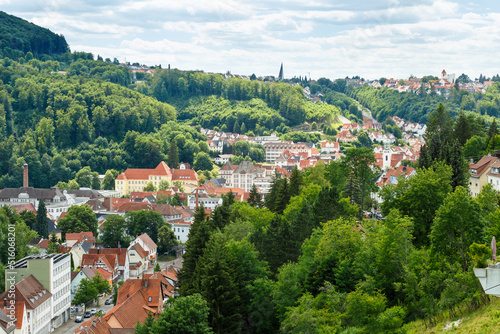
left=90, top=309, right=97, bottom=316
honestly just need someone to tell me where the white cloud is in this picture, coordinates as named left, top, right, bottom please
left=6, top=0, right=500, bottom=79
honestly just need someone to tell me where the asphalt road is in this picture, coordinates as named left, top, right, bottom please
left=53, top=294, right=115, bottom=334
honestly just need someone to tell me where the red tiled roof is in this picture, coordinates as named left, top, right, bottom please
left=154, top=204, right=180, bottom=216
left=130, top=192, right=155, bottom=200
left=0, top=275, right=51, bottom=310
left=116, top=202, right=154, bottom=213
left=171, top=169, right=198, bottom=181
left=96, top=268, right=113, bottom=280
left=138, top=233, right=157, bottom=251
left=37, top=239, right=49, bottom=249
left=132, top=244, right=149, bottom=259
left=89, top=248, right=128, bottom=266
left=1, top=301, right=25, bottom=329
left=471, top=155, right=498, bottom=178
left=66, top=232, right=94, bottom=240
left=81, top=254, right=117, bottom=272
left=9, top=203, right=37, bottom=214
left=116, top=162, right=172, bottom=181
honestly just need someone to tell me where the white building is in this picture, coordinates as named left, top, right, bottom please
left=3, top=254, right=71, bottom=333
left=231, top=161, right=266, bottom=192
left=263, top=142, right=293, bottom=162
left=187, top=195, right=223, bottom=211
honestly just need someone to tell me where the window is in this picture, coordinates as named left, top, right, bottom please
left=148, top=297, right=152, bottom=302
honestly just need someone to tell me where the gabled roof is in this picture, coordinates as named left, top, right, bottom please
left=116, top=162, right=172, bottom=181
left=9, top=203, right=36, bottom=214
left=97, top=268, right=113, bottom=280
left=471, top=155, right=498, bottom=178
left=81, top=254, right=117, bottom=272
left=86, top=199, right=106, bottom=211
left=131, top=244, right=149, bottom=259
left=0, top=275, right=52, bottom=310
left=80, top=267, right=98, bottom=280
left=1, top=301, right=24, bottom=330
left=154, top=204, right=181, bottom=216
left=171, top=169, right=198, bottom=181
left=138, top=233, right=157, bottom=251
left=37, top=239, right=49, bottom=249
left=116, top=202, right=154, bottom=213
left=67, top=232, right=94, bottom=240
left=89, top=248, right=128, bottom=266
left=0, top=187, right=66, bottom=201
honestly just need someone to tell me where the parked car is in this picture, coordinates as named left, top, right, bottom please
left=84, top=311, right=91, bottom=318
left=75, top=315, right=83, bottom=323
left=90, top=309, right=97, bottom=316
left=96, top=309, right=105, bottom=316
left=105, top=298, right=112, bottom=305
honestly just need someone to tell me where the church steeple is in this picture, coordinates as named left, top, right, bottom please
left=278, top=63, right=284, bottom=81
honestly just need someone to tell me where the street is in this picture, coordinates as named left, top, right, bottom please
left=52, top=294, right=115, bottom=334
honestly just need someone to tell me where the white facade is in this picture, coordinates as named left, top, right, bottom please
left=172, top=223, right=191, bottom=243
left=50, top=255, right=71, bottom=329
left=29, top=298, right=51, bottom=334
left=187, top=195, right=223, bottom=210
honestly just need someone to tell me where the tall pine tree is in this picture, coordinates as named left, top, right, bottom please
left=200, top=233, right=242, bottom=334
left=289, top=166, right=303, bottom=197
left=247, top=184, right=262, bottom=208
left=36, top=200, right=48, bottom=239
left=178, top=204, right=213, bottom=296
left=168, top=140, right=179, bottom=169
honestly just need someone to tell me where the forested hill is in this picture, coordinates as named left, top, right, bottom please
left=0, top=11, right=69, bottom=59
left=0, top=58, right=193, bottom=189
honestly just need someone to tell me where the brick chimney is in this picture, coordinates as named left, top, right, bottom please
left=23, top=163, right=28, bottom=187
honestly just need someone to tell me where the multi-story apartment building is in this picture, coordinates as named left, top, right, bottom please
left=3, top=254, right=71, bottom=333
left=231, top=161, right=266, bottom=192
left=263, top=142, right=292, bottom=162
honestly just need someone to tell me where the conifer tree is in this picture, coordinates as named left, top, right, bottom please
left=168, top=140, right=179, bottom=169
left=200, top=233, right=242, bottom=334
left=247, top=184, right=262, bottom=208
left=265, top=173, right=281, bottom=212
left=35, top=200, right=48, bottom=239
left=289, top=166, right=303, bottom=197
left=47, top=232, right=59, bottom=254
left=274, top=178, right=290, bottom=214
left=233, top=120, right=240, bottom=134
left=178, top=204, right=213, bottom=296
left=240, top=122, right=247, bottom=134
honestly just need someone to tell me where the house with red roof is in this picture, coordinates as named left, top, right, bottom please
left=470, top=155, right=499, bottom=197
left=89, top=248, right=129, bottom=281
left=320, top=141, right=340, bottom=154
left=115, top=162, right=172, bottom=196
left=75, top=273, right=169, bottom=334
left=0, top=275, right=51, bottom=334
left=80, top=253, right=119, bottom=283
left=128, top=243, right=149, bottom=278
left=1, top=299, right=27, bottom=334
left=130, top=234, right=158, bottom=267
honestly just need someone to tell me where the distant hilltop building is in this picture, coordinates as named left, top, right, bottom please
left=278, top=63, right=284, bottom=81
left=441, top=69, right=455, bottom=83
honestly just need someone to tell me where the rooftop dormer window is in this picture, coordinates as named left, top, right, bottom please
left=493, top=168, right=499, bottom=174
left=471, top=169, right=477, bottom=175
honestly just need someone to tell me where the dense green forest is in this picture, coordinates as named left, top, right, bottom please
left=133, top=105, right=500, bottom=334
left=307, top=76, right=500, bottom=126
left=0, top=11, right=69, bottom=59
left=139, top=68, right=343, bottom=133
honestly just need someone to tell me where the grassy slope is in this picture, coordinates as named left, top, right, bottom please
left=405, top=297, right=500, bottom=334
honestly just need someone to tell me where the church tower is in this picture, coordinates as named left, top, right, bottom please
left=278, top=63, right=284, bottom=81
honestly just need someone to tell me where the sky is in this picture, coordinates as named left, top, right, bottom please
left=2, top=0, right=500, bottom=80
